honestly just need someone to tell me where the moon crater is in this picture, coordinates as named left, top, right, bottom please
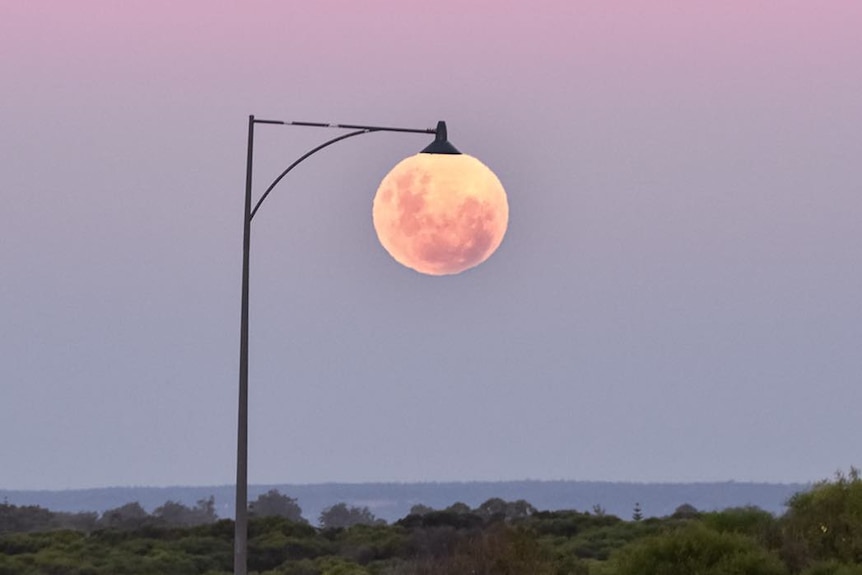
left=373, top=154, right=508, bottom=275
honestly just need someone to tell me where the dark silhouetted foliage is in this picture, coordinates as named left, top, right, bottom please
left=3, top=475, right=862, bottom=575
left=319, top=502, right=381, bottom=529
left=249, top=489, right=307, bottom=523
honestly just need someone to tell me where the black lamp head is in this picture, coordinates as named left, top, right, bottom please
left=421, top=121, right=461, bottom=155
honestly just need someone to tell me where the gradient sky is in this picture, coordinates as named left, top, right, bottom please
left=1, top=0, right=860, bottom=490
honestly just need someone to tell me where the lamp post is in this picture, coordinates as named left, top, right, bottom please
left=235, top=115, right=460, bottom=575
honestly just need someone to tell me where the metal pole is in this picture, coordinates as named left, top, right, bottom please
left=235, top=114, right=254, bottom=575
left=233, top=117, right=445, bottom=575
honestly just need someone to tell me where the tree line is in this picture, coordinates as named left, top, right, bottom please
left=1, top=469, right=861, bottom=574
left=1, top=490, right=387, bottom=533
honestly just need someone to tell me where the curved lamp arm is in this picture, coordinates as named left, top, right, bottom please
left=248, top=117, right=440, bottom=222
left=251, top=129, right=374, bottom=221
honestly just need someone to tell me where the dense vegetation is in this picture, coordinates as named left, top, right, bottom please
left=2, top=470, right=861, bottom=575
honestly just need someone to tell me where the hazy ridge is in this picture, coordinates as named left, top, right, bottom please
left=1, top=480, right=808, bottom=524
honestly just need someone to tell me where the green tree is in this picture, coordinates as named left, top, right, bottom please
left=409, top=504, right=434, bottom=517
left=671, top=502, right=700, bottom=519
left=319, top=503, right=381, bottom=529
left=801, top=562, right=862, bottom=575
left=428, top=524, right=555, bottom=575
left=0, top=502, right=55, bottom=533
left=51, top=510, right=98, bottom=532
left=153, top=497, right=217, bottom=527
left=632, top=502, right=643, bottom=522
left=609, top=523, right=787, bottom=575
left=98, top=501, right=150, bottom=530
left=701, top=506, right=781, bottom=550
left=195, top=496, right=218, bottom=523
left=249, top=489, right=306, bottom=523
left=476, top=498, right=536, bottom=522
left=444, top=502, right=471, bottom=514
left=783, top=468, right=862, bottom=566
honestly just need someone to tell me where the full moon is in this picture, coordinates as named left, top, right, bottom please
left=372, top=153, right=509, bottom=275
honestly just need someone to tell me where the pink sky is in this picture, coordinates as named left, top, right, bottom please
left=1, top=0, right=860, bottom=490
left=5, top=2, right=859, bottom=88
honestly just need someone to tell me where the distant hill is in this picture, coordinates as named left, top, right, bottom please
left=1, top=480, right=808, bottom=524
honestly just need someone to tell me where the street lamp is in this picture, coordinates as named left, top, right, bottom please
left=235, top=115, right=461, bottom=575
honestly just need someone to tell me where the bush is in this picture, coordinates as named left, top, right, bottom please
left=783, top=469, right=862, bottom=565
left=702, top=506, right=782, bottom=550
left=609, top=523, right=787, bottom=575
left=802, top=562, right=862, bottom=575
